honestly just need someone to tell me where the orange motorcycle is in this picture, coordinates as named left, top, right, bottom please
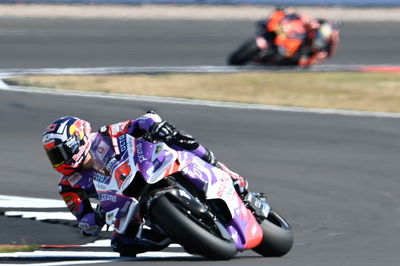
left=228, top=9, right=340, bottom=67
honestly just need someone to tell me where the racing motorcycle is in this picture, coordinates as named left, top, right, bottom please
left=228, top=13, right=339, bottom=67
left=94, top=132, right=293, bottom=259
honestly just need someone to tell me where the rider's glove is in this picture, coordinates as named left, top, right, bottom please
left=172, top=130, right=199, bottom=150
left=79, top=205, right=105, bottom=237
left=149, top=121, right=176, bottom=142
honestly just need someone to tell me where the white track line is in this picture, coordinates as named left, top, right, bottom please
left=0, top=64, right=398, bottom=76
left=0, top=195, right=66, bottom=208
left=0, top=194, right=182, bottom=246
left=1, top=259, right=133, bottom=266
left=0, top=250, right=192, bottom=258
left=0, top=251, right=193, bottom=266
left=0, top=64, right=370, bottom=76
left=5, top=211, right=75, bottom=221
left=80, top=240, right=180, bottom=248
left=3, top=210, right=114, bottom=231
left=1, top=84, right=400, bottom=118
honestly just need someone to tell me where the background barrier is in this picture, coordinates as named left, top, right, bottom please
left=0, top=0, right=399, bottom=7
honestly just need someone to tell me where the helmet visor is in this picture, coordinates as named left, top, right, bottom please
left=46, top=135, right=81, bottom=168
left=46, top=144, right=69, bottom=168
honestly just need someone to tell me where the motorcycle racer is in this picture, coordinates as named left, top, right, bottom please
left=255, top=7, right=340, bottom=66
left=42, top=111, right=248, bottom=256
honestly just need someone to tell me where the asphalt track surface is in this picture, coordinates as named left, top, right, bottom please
left=1, top=18, right=400, bottom=266
left=0, top=18, right=399, bottom=68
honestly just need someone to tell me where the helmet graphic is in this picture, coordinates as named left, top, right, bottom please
left=42, top=117, right=92, bottom=176
left=312, top=22, right=333, bottom=51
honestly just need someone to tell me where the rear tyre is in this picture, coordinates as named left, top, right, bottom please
left=252, top=210, right=294, bottom=257
left=228, top=38, right=260, bottom=66
left=149, top=195, right=237, bottom=260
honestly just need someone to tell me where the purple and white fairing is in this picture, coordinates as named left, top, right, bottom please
left=179, top=155, right=266, bottom=250
left=90, top=133, right=267, bottom=249
left=90, top=133, right=135, bottom=233
left=90, top=134, right=179, bottom=233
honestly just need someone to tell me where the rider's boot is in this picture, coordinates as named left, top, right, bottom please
left=166, top=128, right=219, bottom=167
left=200, top=147, right=218, bottom=167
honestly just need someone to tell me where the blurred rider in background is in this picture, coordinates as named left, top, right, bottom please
left=256, top=7, right=340, bottom=66
left=42, top=111, right=248, bottom=257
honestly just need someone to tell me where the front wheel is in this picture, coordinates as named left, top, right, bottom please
left=149, top=195, right=237, bottom=260
left=252, top=210, right=294, bottom=257
left=227, top=38, right=260, bottom=66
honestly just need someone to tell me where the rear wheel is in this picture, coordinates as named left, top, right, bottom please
left=252, top=210, right=294, bottom=257
left=228, top=38, right=260, bottom=66
left=149, top=195, right=237, bottom=260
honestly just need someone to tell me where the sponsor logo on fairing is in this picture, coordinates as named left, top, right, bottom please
left=136, top=142, right=147, bottom=163
left=117, top=135, right=127, bottom=153
left=96, top=140, right=110, bottom=159
left=105, top=157, right=118, bottom=174
left=94, top=172, right=111, bottom=184
left=101, top=193, right=117, bottom=202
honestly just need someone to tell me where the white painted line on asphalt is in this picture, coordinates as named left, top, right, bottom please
left=0, top=250, right=193, bottom=258
left=5, top=211, right=75, bottom=221
left=80, top=239, right=111, bottom=247
left=3, top=210, right=110, bottom=231
left=0, top=195, right=189, bottom=265
left=2, top=84, right=400, bottom=118
left=0, top=250, right=119, bottom=258
left=0, top=194, right=181, bottom=244
left=80, top=239, right=181, bottom=248
left=0, top=79, right=8, bottom=89
left=0, top=195, right=66, bottom=208
left=0, top=259, right=133, bottom=266
left=0, top=194, right=97, bottom=209
left=0, top=64, right=369, bottom=76
left=0, top=250, right=193, bottom=265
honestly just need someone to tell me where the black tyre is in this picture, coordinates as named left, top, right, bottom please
left=228, top=38, right=260, bottom=66
left=252, top=210, right=294, bottom=257
left=149, top=195, right=237, bottom=260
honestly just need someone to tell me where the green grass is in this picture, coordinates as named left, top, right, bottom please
left=0, top=245, right=38, bottom=253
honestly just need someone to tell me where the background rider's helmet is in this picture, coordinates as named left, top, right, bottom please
left=311, top=22, right=334, bottom=51
left=42, top=116, right=92, bottom=176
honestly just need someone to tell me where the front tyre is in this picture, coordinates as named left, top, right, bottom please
left=227, top=38, right=260, bottom=66
left=252, top=210, right=294, bottom=257
left=149, top=195, right=237, bottom=260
